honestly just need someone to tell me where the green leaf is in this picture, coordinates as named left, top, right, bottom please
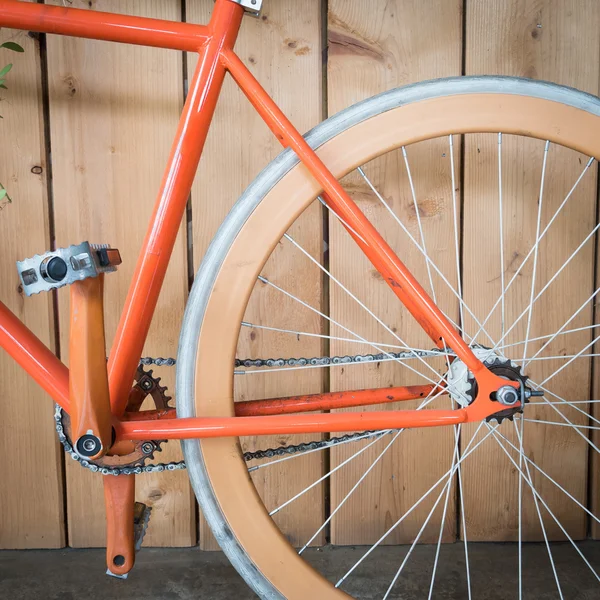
left=0, top=84, right=6, bottom=90
left=0, top=189, right=7, bottom=202
left=0, top=63, right=13, bottom=78
left=0, top=42, right=24, bottom=52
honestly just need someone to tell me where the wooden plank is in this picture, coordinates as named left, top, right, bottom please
left=186, top=0, right=324, bottom=549
left=463, top=0, right=600, bottom=541
left=0, top=18, right=65, bottom=548
left=327, top=0, right=463, bottom=545
left=46, top=0, right=194, bottom=548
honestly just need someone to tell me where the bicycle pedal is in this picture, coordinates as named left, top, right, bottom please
left=133, top=501, right=152, bottom=551
left=17, top=242, right=122, bottom=296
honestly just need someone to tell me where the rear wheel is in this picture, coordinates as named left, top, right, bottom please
left=178, top=77, right=600, bottom=598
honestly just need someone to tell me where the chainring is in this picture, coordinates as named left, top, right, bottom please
left=56, top=366, right=172, bottom=472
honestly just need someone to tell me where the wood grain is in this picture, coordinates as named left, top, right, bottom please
left=186, top=0, right=324, bottom=549
left=327, top=0, right=463, bottom=545
left=0, top=18, right=65, bottom=548
left=45, top=0, right=194, bottom=548
left=463, top=0, right=600, bottom=541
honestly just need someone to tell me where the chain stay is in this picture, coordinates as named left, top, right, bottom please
left=57, top=352, right=429, bottom=475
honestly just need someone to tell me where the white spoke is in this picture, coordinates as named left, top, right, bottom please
left=517, top=415, right=524, bottom=600
left=494, top=426, right=600, bottom=526
left=491, top=426, right=599, bottom=586
left=531, top=389, right=600, bottom=454
left=502, top=423, right=564, bottom=599
left=527, top=382, right=600, bottom=426
left=428, top=417, right=461, bottom=599
left=523, top=353, right=600, bottom=362
left=271, top=387, right=444, bottom=514
left=498, top=133, right=506, bottom=340
left=521, top=140, right=549, bottom=366
left=524, top=288, right=600, bottom=367
left=336, top=421, right=493, bottom=588
left=449, top=135, right=465, bottom=332
left=357, top=167, right=496, bottom=348
left=270, top=431, right=388, bottom=515
left=457, top=448, right=472, bottom=600
left=489, top=220, right=600, bottom=354
left=282, top=232, right=459, bottom=392
left=537, top=333, right=600, bottom=388
left=471, top=156, right=595, bottom=345
left=247, top=429, right=392, bottom=473
left=523, top=418, right=600, bottom=431
left=319, top=195, right=368, bottom=245
left=256, top=276, right=451, bottom=390
left=299, top=428, right=404, bottom=554
left=241, top=321, right=426, bottom=352
left=527, top=399, right=600, bottom=406
left=496, top=322, right=600, bottom=353
left=402, top=146, right=437, bottom=303
left=385, top=430, right=459, bottom=600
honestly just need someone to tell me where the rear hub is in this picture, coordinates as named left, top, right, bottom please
left=446, top=346, right=540, bottom=423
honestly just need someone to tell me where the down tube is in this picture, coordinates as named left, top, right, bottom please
left=108, top=4, right=244, bottom=416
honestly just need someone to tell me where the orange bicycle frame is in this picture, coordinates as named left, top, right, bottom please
left=0, top=0, right=513, bottom=445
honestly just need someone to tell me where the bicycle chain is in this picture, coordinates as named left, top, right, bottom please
left=235, top=348, right=446, bottom=370
left=58, top=351, right=443, bottom=476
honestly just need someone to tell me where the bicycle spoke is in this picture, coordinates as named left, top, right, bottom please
left=247, top=429, right=392, bottom=473
left=241, top=321, right=426, bottom=352
left=318, top=195, right=368, bottom=245
left=517, top=415, right=524, bottom=599
left=449, top=135, right=465, bottom=332
left=270, top=431, right=388, bottom=516
left=533, top=382, right=600, bottom=426
left=471, top=156, right=595, bottom=345
left=283, top=232, right=458, bottom=389
left=428, top=415, right=461, bottom=599
left=523, top=353, right=600, bottom=362
left=497, top=423, right=564, bottom=599
left=523, top=418, right=600, bottom=431
left=271, top=386, right=445, bottom=514
left=457, top=445, right=472, bottom=600
left=336, top=421, right=493, bottom=588
left=537, top=333, right=600, bottom=388
left=496, top=322, right=600, bottom=353
left=298, top=428, right=405, bottom=554
left=384, top=434, right=459, bottom=600
left=521, top=140, right=549, bottom=366
left=256, top=275, right=451, bottom=390
left=527, top=399, right=600, bottom=406
left=357, top=167, right=495, bottom=348
left=491, top=426, right=600, bottom=586
left=498, top=133, right=507, bottom=341
left=530, top=388, right=600, bottom=454
left=493, top=426, right=600, bottom=526
left=402, top=146, right=437, bottom=302
left=523, top=288, right=600, bottom=367
left=489, top=220, right=600, bottom=353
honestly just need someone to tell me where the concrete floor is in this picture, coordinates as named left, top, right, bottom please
left=1, top=543, right=599, bottom=599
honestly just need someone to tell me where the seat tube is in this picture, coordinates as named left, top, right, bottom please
left=108, top=1, right=244, bottom=415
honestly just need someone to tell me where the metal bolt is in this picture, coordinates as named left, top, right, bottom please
left=497, top=385, right=520, bottom=406
left=82, top=439, right=96, bottom=452
left=140, top=379, right=152, bottom=391
left=141, top=442, right=155, bottom=455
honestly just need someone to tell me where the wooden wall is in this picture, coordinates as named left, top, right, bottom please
left=0, top=0, right=599, bottom=550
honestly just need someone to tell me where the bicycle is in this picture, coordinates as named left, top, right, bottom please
left=1, top=0, right=600, bottom=597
